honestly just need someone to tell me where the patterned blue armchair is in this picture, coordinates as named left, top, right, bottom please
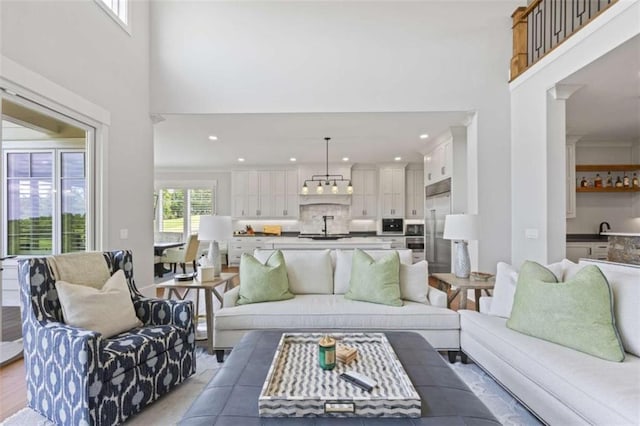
left=18, top=250, right=196, bottom=425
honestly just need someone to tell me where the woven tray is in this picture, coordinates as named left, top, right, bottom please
left=259, top=333, right=421, bottom=418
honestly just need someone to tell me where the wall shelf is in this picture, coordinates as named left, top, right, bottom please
left=576, top=164, right=640, bottom=172
left=576, top=187, right=640, bottom=193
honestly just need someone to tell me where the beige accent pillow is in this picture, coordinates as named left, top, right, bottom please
left=49, top=252, right=111, bottom=289
left=55, top=270, right=142, bottom=338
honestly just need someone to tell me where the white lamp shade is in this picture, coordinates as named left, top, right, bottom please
left=198, top=216, right=233, bottom=242
left=443, top=214, right=478, bottom=241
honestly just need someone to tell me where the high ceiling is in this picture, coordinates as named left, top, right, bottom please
left=564, top=34, right=640, bottom=142
left=153, top=111, right=470, bottom=169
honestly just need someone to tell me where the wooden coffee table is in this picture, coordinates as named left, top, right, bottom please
left=157, top=272, right=238, bottom=354
left=431, top=273, right=495, bottom=311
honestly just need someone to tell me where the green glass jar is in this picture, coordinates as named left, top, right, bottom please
left=318, top=335, right=336, bottom=370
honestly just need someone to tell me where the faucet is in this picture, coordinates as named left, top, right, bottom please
left=599, top=221, right=611, bottom=234
left=321, top=215, right=334, bottom=237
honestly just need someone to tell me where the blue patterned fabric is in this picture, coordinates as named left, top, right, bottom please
left=18, top=250, right=196, bottom=426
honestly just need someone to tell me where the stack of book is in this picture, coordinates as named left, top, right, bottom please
left=336, top=345, right=358, bottom=365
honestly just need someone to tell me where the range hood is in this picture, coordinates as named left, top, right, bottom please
left=298, top=194, right=352, bottom=206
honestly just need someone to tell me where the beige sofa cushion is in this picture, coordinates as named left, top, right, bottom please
left=460, top=310, right=640, bottom=425
left=254, top=249, right=333, bottom=294
left=216, top=294, right=458, bottom=331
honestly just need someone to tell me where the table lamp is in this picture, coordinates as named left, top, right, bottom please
left=443, top=214, right=478, bottom=278
left=198, top=215, right=233, bottom=277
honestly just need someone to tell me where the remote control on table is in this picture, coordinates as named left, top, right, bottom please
left=339, top=371, right=377, bottom=392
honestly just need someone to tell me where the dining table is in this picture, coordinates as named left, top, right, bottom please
left=154, top=241, right=184, bottom=277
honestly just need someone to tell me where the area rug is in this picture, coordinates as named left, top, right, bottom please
left=2, top=348, right=541, bottom=425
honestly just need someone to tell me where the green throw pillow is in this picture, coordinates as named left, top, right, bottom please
left=237, top=250, right=294, bottom=305
left=507, top=261, right=625, bottom=362
left=344, top=249, right=402, bottom=307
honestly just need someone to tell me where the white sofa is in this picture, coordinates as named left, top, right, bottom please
left=460, top=259, right=640, bottom=425
left=214, top=249, right=459, bottom=361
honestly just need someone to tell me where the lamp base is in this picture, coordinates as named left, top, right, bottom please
left=453, top=241, right=471, bottom=279
left=207, top=241, right=222, bottom=277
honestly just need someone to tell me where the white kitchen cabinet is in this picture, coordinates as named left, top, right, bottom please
left=350, top=168, right=377, bottom=218
left=425, top=141, right=452, bottom=184
left=566, top=241, right=609, bottom=262
left=232, top=169, right=299, bottom=218
left=566, top=140, right=576, bottom=218
left=379, top=166, right=405, bottom=218
left=405, top=168, right=424, bottom=219
left=379, top=236, right=406, bottom=249
left=270, top=169, right=299, bottom=218
left=228, top=237, right=270, bottom=266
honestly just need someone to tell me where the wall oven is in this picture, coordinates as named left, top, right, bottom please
left=381, top=218, right=404, bottom=235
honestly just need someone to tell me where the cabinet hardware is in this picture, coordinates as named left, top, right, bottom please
left=427, top=173, right=431, bottom=180
left=588, top=248, right=592, bottom=255
left=441, top=166, right=445, bottom=175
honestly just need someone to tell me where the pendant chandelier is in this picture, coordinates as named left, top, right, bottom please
left=301, top=137, right=353, bottom=195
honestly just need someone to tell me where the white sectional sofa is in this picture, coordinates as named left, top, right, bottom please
left=460, top=259, right=640, bottom=425
left=214, top=249, right=459, bottom=361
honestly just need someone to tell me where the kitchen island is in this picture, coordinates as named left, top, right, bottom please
left=266, top=237, right=392, bottom=250
left=600, top=232, right=640, bottom=265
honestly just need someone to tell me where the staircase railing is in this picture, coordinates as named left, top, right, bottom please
left=510, top=0, right=618, bottom=81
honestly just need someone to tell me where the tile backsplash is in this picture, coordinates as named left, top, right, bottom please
left=300, top=204, right=350, bottom=234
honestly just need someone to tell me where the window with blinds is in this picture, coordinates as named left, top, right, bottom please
left=5, top=150, right=86, bottom=255
left=155, top=187, right=215, bottom=235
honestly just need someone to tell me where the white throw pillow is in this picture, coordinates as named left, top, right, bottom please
left=579, top=260, right=640, bottom=357
left=399, top=261, right=429, bottom=304
left=488, top=259, right=575, bottom=318
left=55, top=270, right=142, bottom=338
left=488, top=262, right=519, bottom=318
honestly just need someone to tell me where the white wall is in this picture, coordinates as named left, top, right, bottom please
left=1, top=1, right=154, bottom=285
left=150, top=0, right=516, bottom=272
left=510, top=0, right=640, bottom=265
left=567, top=142, right=640, bottom=233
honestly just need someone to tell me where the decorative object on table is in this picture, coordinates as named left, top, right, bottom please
left=318, top=334, right=336, bottom=370
left=174, top=272, right=196, bottom=281
left=443, top=214, right=478, bottom=278
left=470, top=271, right=494, bottom=281
left=197, top=265, right=215, bottom=282
left=336, top=344, right=358, bottom=365
left=301, top=137, right=353, bottom=195
left=198, top=215, right=233, bottom=276
left=259, top=333, right=421, bottom=418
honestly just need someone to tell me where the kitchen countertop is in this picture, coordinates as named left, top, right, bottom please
left=600, top=232, right=640, bottom=237
left=266, top=237, right=392, bottom=249
left=566, top=234, right=609, bottom=242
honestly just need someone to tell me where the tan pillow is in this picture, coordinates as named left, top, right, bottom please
left=55, top=270, right=142, bottom=338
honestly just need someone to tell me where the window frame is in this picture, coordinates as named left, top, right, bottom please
left=154, top=180, right=217, bottom=237
left=94, top=0, right=132, bottom=35
left=3, top=145, right=87, bottom=255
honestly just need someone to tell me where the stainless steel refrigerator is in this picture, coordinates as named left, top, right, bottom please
left=425, top=178, right=451, bottom=273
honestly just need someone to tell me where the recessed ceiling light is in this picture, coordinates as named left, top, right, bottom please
left=208, top=135, right=218, bottom=141
left=394, top=156, right=402, bottom=161
left=237, top=157, right=245, bottom=162
left=290, top=157, right=297, bottom=162
left=419, top=134, right=429, bottom=139
left=342, top=157, right=349, bottom=162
